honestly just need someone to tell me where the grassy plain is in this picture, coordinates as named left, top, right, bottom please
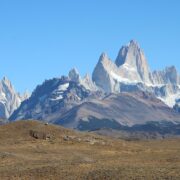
left=0, top=120, right=180, bottom=180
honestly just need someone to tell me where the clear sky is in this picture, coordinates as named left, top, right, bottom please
left=0, top=0, right=180, bottom=93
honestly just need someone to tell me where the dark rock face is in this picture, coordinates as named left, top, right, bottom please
left=173, top=99, right=180, bottom=113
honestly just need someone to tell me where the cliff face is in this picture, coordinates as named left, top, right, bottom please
left=0, top=77, right=22, bottom=119
left=115, top=40, right=152, bottom=84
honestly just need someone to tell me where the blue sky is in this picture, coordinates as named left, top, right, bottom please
left=0, top=0, right=180, bottom=93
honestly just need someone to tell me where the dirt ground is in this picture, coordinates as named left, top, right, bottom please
left=0, top=120, right=180, bottom=180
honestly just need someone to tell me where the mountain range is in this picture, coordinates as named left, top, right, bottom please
left=92, top=40, right=180, bottom=107
left=1, top=40, right=180, bottom=136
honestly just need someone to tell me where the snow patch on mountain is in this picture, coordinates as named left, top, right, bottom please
left=58, top=83, right=69, bottom=91
left=110, top=71, right=140, bottom=84
left=69, top=68, right=98, bottom=91
left=158, top=93, right=180, bottom=107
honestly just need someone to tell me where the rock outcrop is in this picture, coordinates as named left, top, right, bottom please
left=115, top=40, right=152, bottom=84
left=0, top=77, right=22, bottom=119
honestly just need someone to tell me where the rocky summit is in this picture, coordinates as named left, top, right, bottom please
left=92, top=40, right=180, bottom=107
left=0, top=77, right=30, bottom=119
left=115, top=40, right=151, bottom=84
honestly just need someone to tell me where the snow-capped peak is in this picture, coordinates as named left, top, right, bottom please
left=0, top=77, right=21, bottom=118
left=92, top=40, right=180, bottom=107
left=0, top=77, right=31, bottom=119
left=81, top=73, right=98, bottom=91
left=68, top=68, right=98, bottom=91
left=1, top=76, right=13, bottom=89
left=115, top=40, right=151, bottom=84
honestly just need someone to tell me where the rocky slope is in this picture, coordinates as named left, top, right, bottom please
left=53, top=91, right=180, bottom=131
left=10, top=75, right=103, bottom=122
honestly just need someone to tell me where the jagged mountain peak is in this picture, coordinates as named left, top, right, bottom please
left=69, top=67, right=79, bottom=74
left=152, top=65, right=179, bottom=85
left=99, top=52, right=109, bottom=60
left=93, top=40, right=152, bottom=91
left=115, top=40, right=141, bottom=67
left=68, top=68, right=98, bottom=91
left=0, top=77, right=15, bottom=97
left=116, top=40, right=151, bottom=84
left=92, top=40, right=180, bottom=107
left=2, top=76, right=10, bottom=82
left=0, top=77, right=27, bottom=119
left=1, top=76, right=13, bottom=88
left=68, top=68, right=81, bottom=83
left=115, top=40, right=148, bottom=68
left=164, top=66, right=178, bottom=84
left=97, top=52, right=111, bottom=65
left=84, top=73, right=91, bottom=80
left=20, top=90, right=31, bottom=102
left=83, top=73, right=92, bottom=84
left=81, top=73, right=98, bottom=91
left=98, top=52, right=115, bottom=67
left=92, top=52, right=120, bottom=93
left=128, top=39, right=140, bottom=48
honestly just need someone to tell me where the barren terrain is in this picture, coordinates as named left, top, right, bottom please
left=0, top=121, right=180, bottom=180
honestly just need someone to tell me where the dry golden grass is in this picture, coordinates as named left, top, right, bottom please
left=0, top=120, right=180, bottom=180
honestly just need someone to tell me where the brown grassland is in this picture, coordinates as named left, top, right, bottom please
left=0, top=120, right=180, bottom=180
